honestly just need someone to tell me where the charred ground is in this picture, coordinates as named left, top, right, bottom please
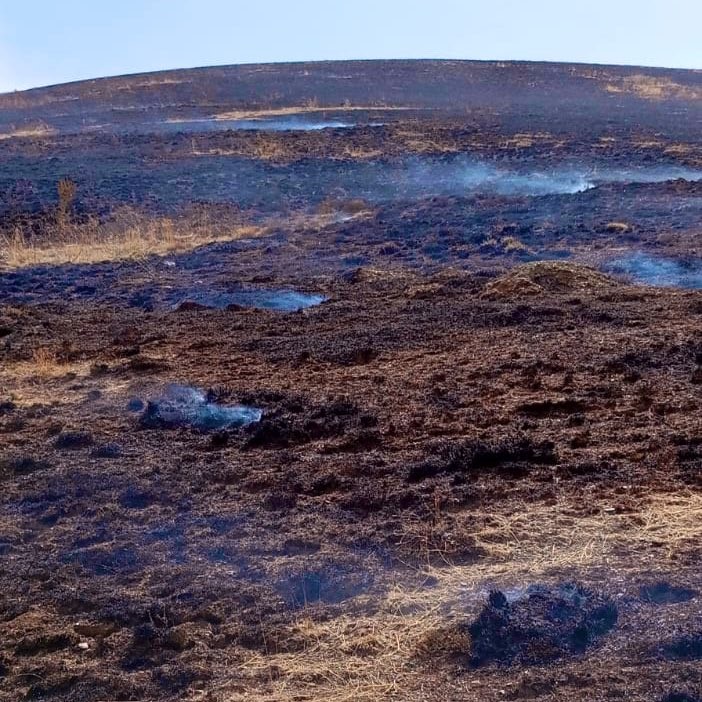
left=0, top=60, right=701, bottom=701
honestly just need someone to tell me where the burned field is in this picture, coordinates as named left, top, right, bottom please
left=1, top=60, right=702, bottom=701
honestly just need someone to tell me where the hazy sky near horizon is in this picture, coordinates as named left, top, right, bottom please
left=0, top=0, right=700, bottom=92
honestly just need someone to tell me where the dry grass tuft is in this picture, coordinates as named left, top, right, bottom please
left=396, top=134, right=460, bottom=155
left=501, top=132, right=554, bottom=149
left=28, top=348, right=66, bottom=378
left=6, top=347, right=89, bottom=384
left=316, top=197, right=372, bottom=217
left=501, top=236, right=530, bottom=253
left=605, top=221, right=632, bottom=233
left=341, top=145, right=383, bottom=159
left=249, top=136, right=289, bottom=160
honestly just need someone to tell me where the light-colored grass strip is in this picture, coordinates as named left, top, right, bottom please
left=0, top=208, right=370, bottom=269
left=0, top=220, right=265, bottom=268
left=211, top=106, right=417, bottom=121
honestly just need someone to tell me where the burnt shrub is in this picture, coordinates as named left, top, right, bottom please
left=675, top=437, right=702, bottom=484
left=518, top=398, right=586, bottom=418
left=122, top=623, right=167, bottom=672
left=466, top=583, right=617, bottom=666
left=407, top=436, right=557, bottom=482
left=640, top=582, right=698, bottom=605
left=54, top=431, right=94, bottom=449
left=15, top=633, right=74, bottom=656
left=663, top=634, right=702, bottom=661
left=63, top=546, right=141, bottom=576
left=91, top=442, right=123, bottom=459
left=0, top=455, right=50, bottom=476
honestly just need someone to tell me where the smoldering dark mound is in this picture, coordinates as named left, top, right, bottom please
left=466, top=583, right=618, bottom=666
left=139, top=384, right=262, bottom=432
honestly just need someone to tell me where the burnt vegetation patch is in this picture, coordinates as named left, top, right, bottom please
left=466, top=583, right=618, bottom=666
left=640, top=582, right=698, bottom=605
left=242, top=393, right=378, bottom=449
left=517, top=398, right=586, bottom=418
left=61, top=545, right=142, bottom=577
left=53, top=431, right=95, bottom=450
left=0, top=454, right=50, bottom=477
left=276, top=559, right=377, bottom=609
left=662, top=634, right=702, bottom=662
left=674, top=436, right=702, bottom=484
left=4, top=60, right=702, bottom=702
left=407, top=436, right=557, bottom=483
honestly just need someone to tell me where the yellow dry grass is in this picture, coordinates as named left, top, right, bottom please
left=483, top=261, right=616, bottom=299
left=500, top=133, right=553, bottom=149
left=188, top=135, right=291, bottom=160
left=0, top=124, right=56, bottom=140
left=605, top=75, right=702, bottom=101
left=249, top=137, right=289, bottom=160
left=213, top=492, right=702, bottom=701
left=341, top=145, right=383, bottom=159
left=25, top=348, right=70, bottom=378
left=212, top=105, right=414, bottom=121
left=0, top=218, right=265, bottom=268
left=0, top=207, right=372, bottom=269
left=663, top=143, right=702, bottom=162
left=1, top=359, right=135, bottom=410
left=605, top=221, right=632, bottom=233
left=2, top=344, right=136, bottom=414
left=389, top=129, right=461, bottom=155
left=501, top=236, right=530, bottom=253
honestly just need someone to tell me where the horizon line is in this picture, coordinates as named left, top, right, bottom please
left=2, top=56, right=701, bottom=96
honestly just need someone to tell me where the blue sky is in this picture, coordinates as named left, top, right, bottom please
left=0, top=0, right=700, bottom=92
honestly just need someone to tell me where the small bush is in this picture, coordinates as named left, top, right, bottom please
left=56, top=178, right=77, bottom=229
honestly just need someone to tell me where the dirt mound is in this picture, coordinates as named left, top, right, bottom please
left=483, top=262, right=618, bottom=299
left=466, top=583, right=618, bottom=666
left=342, top=266, right=405, bottom=284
